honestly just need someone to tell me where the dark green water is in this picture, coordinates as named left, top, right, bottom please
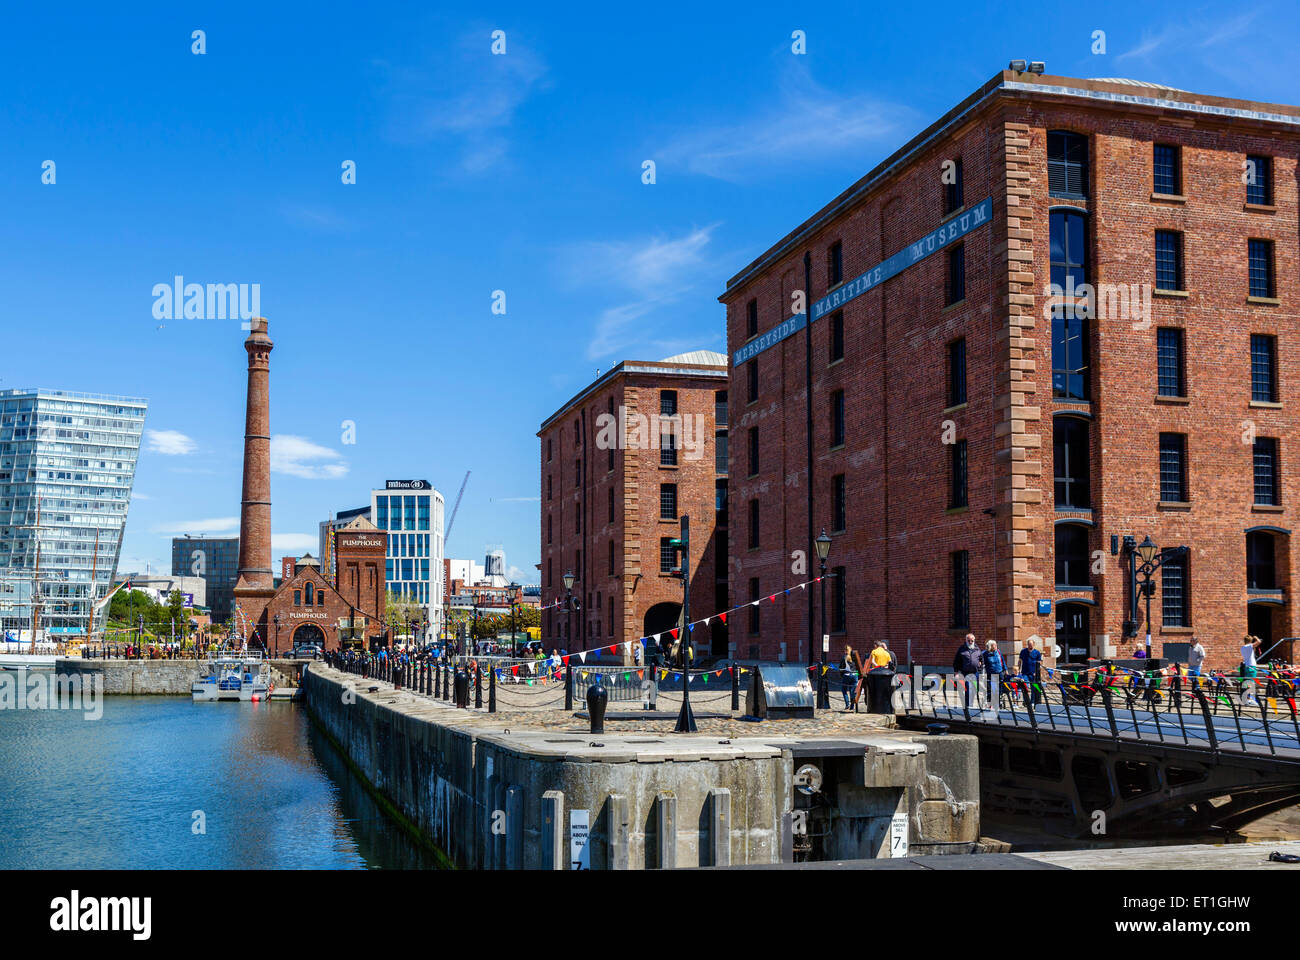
left=0, top=695, right=440, bottom=869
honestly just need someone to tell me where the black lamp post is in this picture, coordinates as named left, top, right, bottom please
left=508, top=581, right=520, bottom=657
left=563, top=570, right=575, bottom=651
left=273, top=613, right=280, bottom=658
left=671, top=515, right=696, bottom=733
left=1124, top=535, right=1188, bottom=658
left=815, top=529, right=832, bottom=707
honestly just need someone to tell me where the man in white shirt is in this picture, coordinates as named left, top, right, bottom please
left=1188, top=639, right=1206, bottom=677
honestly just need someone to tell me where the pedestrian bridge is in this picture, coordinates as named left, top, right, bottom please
left=893, top=671, right=1300, bottom=837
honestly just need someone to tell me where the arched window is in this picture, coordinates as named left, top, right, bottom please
left=305, top=582, right=314, bottom=605
left=1055, top=524, right=1091, bottom=587
left=1053, top=417, right=1091, bottom=510
left=1247, top=531, right=1277, bottom=590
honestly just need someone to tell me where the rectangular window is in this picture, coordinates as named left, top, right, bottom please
left=376, top=497, right=388, bottom=530
left=832, top=473, right=846, bottom=533
left=575, top=459, right=581, bottom=486
left=608, top=541, right=615, bottom=575
left=715, top=480, right=728, bottom=525
left=831, top=566, right=847, bottom=633
left=746, top=299, right=758, bottom=339
left=608, top=486, right=615, bottom=522
left=547, top=474, right=553, bottom=500
left=748, top=426, right=759, bottom=477
left=945, top=157, right=964, bottom=214
left=1159, top=433, right=1187, bottom=502
left=1254, top=437, right=1279, bottom=506
left=748, top=498, right=759, bottom=549
left=660, top=483, right=678, bottom=520
left=1161, top=554, right=1189, bottom=628
left=1054, top=418, right=1090, bottom=509
left=715, top=390, right=728, bottom=426
left=715, top=431, right=728, bottom=475
left=1156, top=328, right=1185, bottom=397
left=950, top=550, right=970, bottom=629
left=660, top=538, right=676, bottom=574
left=1155, top=230, right=1184, bottom=291
left=547, top=438, right=552, bottom=461
left=660, top=432, right=677, bottom=466
left=830, top=390, right=845, bottom=448
left=747, top=359, right=759, bottom=403
left=829, top=310, right=844, bottom=363
left=1246, top=154, right=1273, bottom=206
left=1048, top=131, right=1088, bottom=199
left=829, top=241, right=843, bottom=286
left=1153, top=143, right=1180, bottom=195
left=748, top=577, right=760, bottom=634
left=1249, top=239, right=1275, bottom=298
left=547, top=514, right=552, bottom=544
left=950, top=438, right=968, bottom=509
left=1252, top=334, right=1278, bottom=403
left=575, top=511, right=581, bottom=533
left=948, top=338, right=967, bottom=407
left=946, top=243, right=965, bottom=305
left=660, top=390, right=677, bottom=416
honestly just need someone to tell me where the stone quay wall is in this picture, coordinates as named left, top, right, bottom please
left=56, top=658, right=202, bottom=695
left=302, top=664, right=980, bottom=869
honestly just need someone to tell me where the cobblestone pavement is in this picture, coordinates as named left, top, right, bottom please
left=324, top=667, right=899, bottom=738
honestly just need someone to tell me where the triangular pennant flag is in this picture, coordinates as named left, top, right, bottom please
left=719, top=612, right=727, bottom=624
left=670, top=629, right=679, bottom=640
left=688, top=623, right=695, bottom=632
left=799, top=583, right=806, bottom=590
left=609, top=645, right=618, bottom=654
left=784, top=589, right=791, bottom=595
left=578, top=651, right=587, bottom=663
left=653, top=633, right=662, bottom=643
left=511, top=665, right=519, bottom=675
left=768, top=594, right=776, bottom=602
left=637, top=670, right=644, bottom=680
left=704, top=617, right=712, bottom=627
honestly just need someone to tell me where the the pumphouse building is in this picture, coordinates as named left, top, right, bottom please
left=721, top=69, right=1300, bottom=670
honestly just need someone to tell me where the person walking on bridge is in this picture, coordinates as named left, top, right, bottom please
left=1018, top=638, right=1043, bottom=705
left=953, top=634, right=982, bottom=709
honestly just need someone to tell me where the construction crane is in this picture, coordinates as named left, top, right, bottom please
left=444, top=470, right=470, bottom=545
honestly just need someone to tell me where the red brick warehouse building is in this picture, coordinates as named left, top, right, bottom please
left=721, top=69, right=1300, bottom=671
left=538, top=352, right=729, bottom=658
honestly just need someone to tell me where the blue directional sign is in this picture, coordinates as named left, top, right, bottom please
left=732, top=197, right=994, bottom=367
left=1037, top=599, right=1052, bottom=616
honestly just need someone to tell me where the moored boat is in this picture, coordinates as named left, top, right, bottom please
left=192, top=651, right=272, bottom=701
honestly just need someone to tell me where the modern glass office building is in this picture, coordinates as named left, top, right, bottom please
left=0, top=389, right=147, bottom=640
left=170, top=536, right=240, bottom=625
left=370, top=482, right=444, bottom=634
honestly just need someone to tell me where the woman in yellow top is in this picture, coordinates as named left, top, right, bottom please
left=868, top=642, right=892, bottom=669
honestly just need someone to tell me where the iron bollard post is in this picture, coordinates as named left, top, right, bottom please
left=444, top=663, right=452, bottom=702
left=565, top=663, right=573, bottom=711
left=587, top=673, right=608, bottom=734
left=475, top=663, right=482, bottom=709
left=434, top=662, right=441, bottom=699
left=489, top=665, right=496, bottom=713
left=731, top=665, right=740, bottom=712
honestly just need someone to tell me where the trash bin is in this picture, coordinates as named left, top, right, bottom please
left=867, top=668, right=895, bottom=714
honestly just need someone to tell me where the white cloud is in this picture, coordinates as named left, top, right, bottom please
left=377, top=31, right=548, bottom=172
left=657, top=62, right=916, bottom=181
left=152, top=517, right=239, bottom=535
left=270, top=435, right=349, bottom=480
left=131, top=492, right=151, bottom=501
left=494, top=496, right=540, bottom=503
left=145, top=429, right=197, bottom=456
left=1117, top=11, right=1261, bottom=63
left=273, top=533, right=320, bottom=554
left=506, top=565, right=534, bottom=584
left=556, top=226, right=722, bottom=361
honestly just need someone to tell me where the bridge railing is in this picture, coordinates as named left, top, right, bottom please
left=896, top=666, right=1300, bottom=757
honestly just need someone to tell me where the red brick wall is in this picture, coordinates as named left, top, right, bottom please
left=539, top=363, right=727, bottom=657
left=723, top=81, right=1300, bottom=671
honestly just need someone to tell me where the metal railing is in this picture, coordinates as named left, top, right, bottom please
left=898, top=666, right=1300, bottom=758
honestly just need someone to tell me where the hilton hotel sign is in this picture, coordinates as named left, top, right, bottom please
left=732, top=197, right=993, bottom=366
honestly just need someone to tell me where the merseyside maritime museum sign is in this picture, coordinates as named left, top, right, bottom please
left=732, top=197, right=993, bottom=366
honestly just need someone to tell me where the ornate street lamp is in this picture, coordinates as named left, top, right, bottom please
left=508, top=581, right=520, bottom=657
left=814, top=529, right=833, bottom=706
left=563, top=570, right=575, bottom=651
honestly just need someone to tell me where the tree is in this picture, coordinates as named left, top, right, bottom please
left=384, top=590, right=425, bottom=637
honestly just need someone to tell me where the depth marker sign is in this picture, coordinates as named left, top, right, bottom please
left=570, top=809, right=590, bottom=870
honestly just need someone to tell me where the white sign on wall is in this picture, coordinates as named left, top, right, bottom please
left=570, top=810, right=590, bottom=870
left=890, top=813, right=909, bottom=858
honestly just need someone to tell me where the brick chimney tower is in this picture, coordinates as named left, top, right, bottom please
left=232, top=318, right=276, bottom=634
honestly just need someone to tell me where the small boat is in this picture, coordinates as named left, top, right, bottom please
left=192, top=651, right=272, bottom=702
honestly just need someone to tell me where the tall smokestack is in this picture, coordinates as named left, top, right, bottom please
left=233, top=318, right=275, bottom=627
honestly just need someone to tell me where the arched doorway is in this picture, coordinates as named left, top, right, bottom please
left=643, top=602, right=681, bottom=661
left=292, top=622, right=326, bottom=649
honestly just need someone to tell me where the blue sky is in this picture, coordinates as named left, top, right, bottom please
left=2, top=1, right=1294, bottom=582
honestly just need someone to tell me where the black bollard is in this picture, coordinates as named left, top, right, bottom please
left=454, top=668, right=469, bottom=708
left=565, top=663, right=573, bottom=711
left=587, top=673, right=609, bottom=734
left=475, top=663, right=482, bottom=709
left=731, top=664, right=740, bottom=712
left=443, top=664, right=452, bottom=702
left=434, top=662, right=441, bottom=699
left=488, top=666, right=496, bottom=714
